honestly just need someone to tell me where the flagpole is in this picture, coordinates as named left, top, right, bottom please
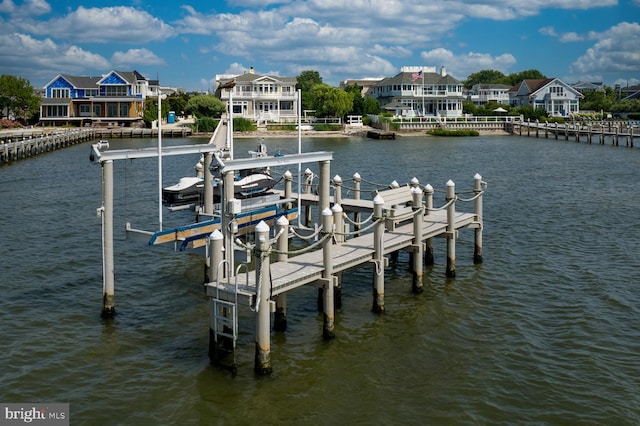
left=422, top=70, right=425, bottom=116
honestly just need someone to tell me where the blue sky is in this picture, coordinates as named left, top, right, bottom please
left=1, top=0, right=639, bottom=91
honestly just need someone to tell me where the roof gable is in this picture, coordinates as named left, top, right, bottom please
left=98, top=70, right=130, bottom=85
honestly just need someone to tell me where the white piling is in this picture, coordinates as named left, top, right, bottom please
left=274, top=216, right=289, bottom=332
left=321, top=207, right=335, bottom=339
left=473, top=174, right=484, bottom=264
left=372, top=195, right=385, bottom=313
left=411, top=187, right=424, bottom=293
left=254, top=221, right=272, bottom=375
left=446, top=180, right=456, bottom=278
left=101, top=160, right=115, bottom=318
left=424, top=184, right=434, bottom=266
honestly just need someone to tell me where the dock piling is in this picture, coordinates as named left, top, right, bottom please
left=473, top=174, right=484, bottom=264
left=254, top=221, right=273, bottom=375
left=372, top=195, right=385, bottom=313
left=100, top=160, right=115, bottom=318
left=321, top=208, right=336, bottom=339
left=446, top=180, right=456, bottom=278
left=411, top=187, right=424, bottom=293
left=274, top=217, right=289, bottom=332
left=424, top=184, right=435, bottom=266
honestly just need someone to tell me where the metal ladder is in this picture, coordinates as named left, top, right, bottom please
left=211, top=262, right=249, bottom=370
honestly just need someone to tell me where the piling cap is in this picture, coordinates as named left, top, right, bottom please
left=255, top=220, right=270, bottom=233
left=276, top=215, right=289, bottom=226
left=331, top=203, right=343, bottom=213
left=389, top=180, right=399, bottom=188
left=353, top=172, right=361, bottom=181
left=304, top=168, right=313, bottom=176
left=333, top=175, right=342, bottom=184
left=474, top=173, right=482, bottom=180
left=410, top=177, right=419, bottom=186
left=322, top=207, right=333, bottom=216
left=411, top=186, right=422, bottom=195
left=373, top=194, right=384, bottom=205
left=209, top=229, right=223, bottom=240
left=424, top=183, right=434, bottom=192
left=284, top=170, right=292, bottom=179
left=446, top=179, right=455, bottom=187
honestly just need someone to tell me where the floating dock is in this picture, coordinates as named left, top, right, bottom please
left=367, top=130, right=396, bottom=139
left=510, top=120, right=640, bottom=147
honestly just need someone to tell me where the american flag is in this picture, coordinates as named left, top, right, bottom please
left=411, top=70, right=423, bottom=82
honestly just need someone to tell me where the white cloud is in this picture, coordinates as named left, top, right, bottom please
left=111, top=48, right=165, bottom=67
left=0, top=0, right=50, bottom=15
left=31, top=6, right=175, bottom=43
left=571, top=22, right=640, bottom=75
left=0, top=33, right=109, bottom=83
left=420, top=48, right=517, bottom=78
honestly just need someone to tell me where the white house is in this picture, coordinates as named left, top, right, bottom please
left=367, top=66, right=465, bottom=118
left=467, top=84, right=511, bottom=106
left=216, top=68, right=299, bottom=123
left=509, top=78, right=583, bottom=117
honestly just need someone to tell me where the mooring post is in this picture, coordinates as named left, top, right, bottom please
left=254, top=221, right=273, bottom=375
left=424, top=184, right=434, bottom=266
left=208, top=229, right=224, bottom=284
left=283, top=170, right=293, bottom=210
left=527, top=118, right=530, bottom=137
left=274, top=216, right=289, bottom=332
left=445, top=180, right=456, bottom=278
left=333, top=175, right=342, bottom=206
left=352, top=172, right=361, bottom=235
left=332, top=203, right=344, bottom=309
left=204, top=152, right=214, bottom=214
left=101, top=160, right=115, bottom=318
left=372, top=195, right=385, bottom=313
left=555, top=122, right=559, bottom=140
left=321, top=208, right=335, bottom=339
left=535, top=119, right=539, bottom=138
left=473, top=174, right=484, bottom=264
left=304, top=168, right=313, bottom=226
left=411, top=186, right=424, bottom=294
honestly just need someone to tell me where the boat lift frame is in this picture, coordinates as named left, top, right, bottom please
left=90, top=140, right=332, bottom=318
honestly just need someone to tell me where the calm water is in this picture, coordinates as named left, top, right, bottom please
left=1, top=133, right=639, bottom=425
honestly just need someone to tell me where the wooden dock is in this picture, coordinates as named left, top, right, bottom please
left=0, top=129, right=97, bottom=163
left=205, top=173, right=485, bottom=374
left=511, top=120, right=640, bottom=147
left=367, top=129, right=396, bottom=139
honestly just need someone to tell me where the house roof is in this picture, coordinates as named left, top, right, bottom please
left=377, top=71, right=462, bottom=87
left=228, top=72, right=297, bottom=85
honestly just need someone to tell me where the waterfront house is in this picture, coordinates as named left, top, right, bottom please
left=508, top=78, right=583, bottom=117
left=367, top=66, right=465, bottom=118
left=467, top=84, right=511, bottom=106
left=571, top=81, right=605, bottom=94
left=216, top=68, right=300, bottom=123
left=40, top=70, right=157, bottom=127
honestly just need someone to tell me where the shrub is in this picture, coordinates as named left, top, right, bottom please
left=427, top=129, right=479, bottom=136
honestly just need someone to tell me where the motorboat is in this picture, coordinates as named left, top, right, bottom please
left=162, top=144, right=278, bottom=205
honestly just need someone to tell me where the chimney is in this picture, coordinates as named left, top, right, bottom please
left=440, top=66, right=447, bottom=77
left=249, top=67, right=255, bottom=74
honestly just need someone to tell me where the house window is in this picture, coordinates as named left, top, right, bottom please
left=107, top=103, right=118, bottom=117
left=104, top=86, right=128, bottom=96
left=51, top=88, right=69, bottom=98
left=550, top=86, right=564, bottom=96
left=46, top=105, right=68, bottom=117
left=86, top=89, right=98, bottom=97
left=120, top=104, right=129, bottom=117
left=94, top=105, right=102, bottom=117
left=79, top=105, right=92, bottom=117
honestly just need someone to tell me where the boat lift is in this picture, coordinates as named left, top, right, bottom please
left=90, top=139, right=332, bottom=318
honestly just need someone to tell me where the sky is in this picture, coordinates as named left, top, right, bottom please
left=1, top=0, right=639, bottom=92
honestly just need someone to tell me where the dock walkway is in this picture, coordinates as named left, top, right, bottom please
left=207, top=209, right=477, bottom=302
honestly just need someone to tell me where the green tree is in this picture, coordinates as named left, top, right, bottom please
left=311, top=84, right=353, bottom=118
left=463, top=70, right=507, bottom=89
left=185, top=94, right=226, bottom=118
left=342, top=84, right=365, bottom=116
left=142, top=97, right=171, bottom=126
left=504, top=69, right=546, bottom=86
left=0, top=74, right=40, bottom=124
left=363, top=97, right=380, bottom=115
left=296, top=70, right=323, bottom=111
